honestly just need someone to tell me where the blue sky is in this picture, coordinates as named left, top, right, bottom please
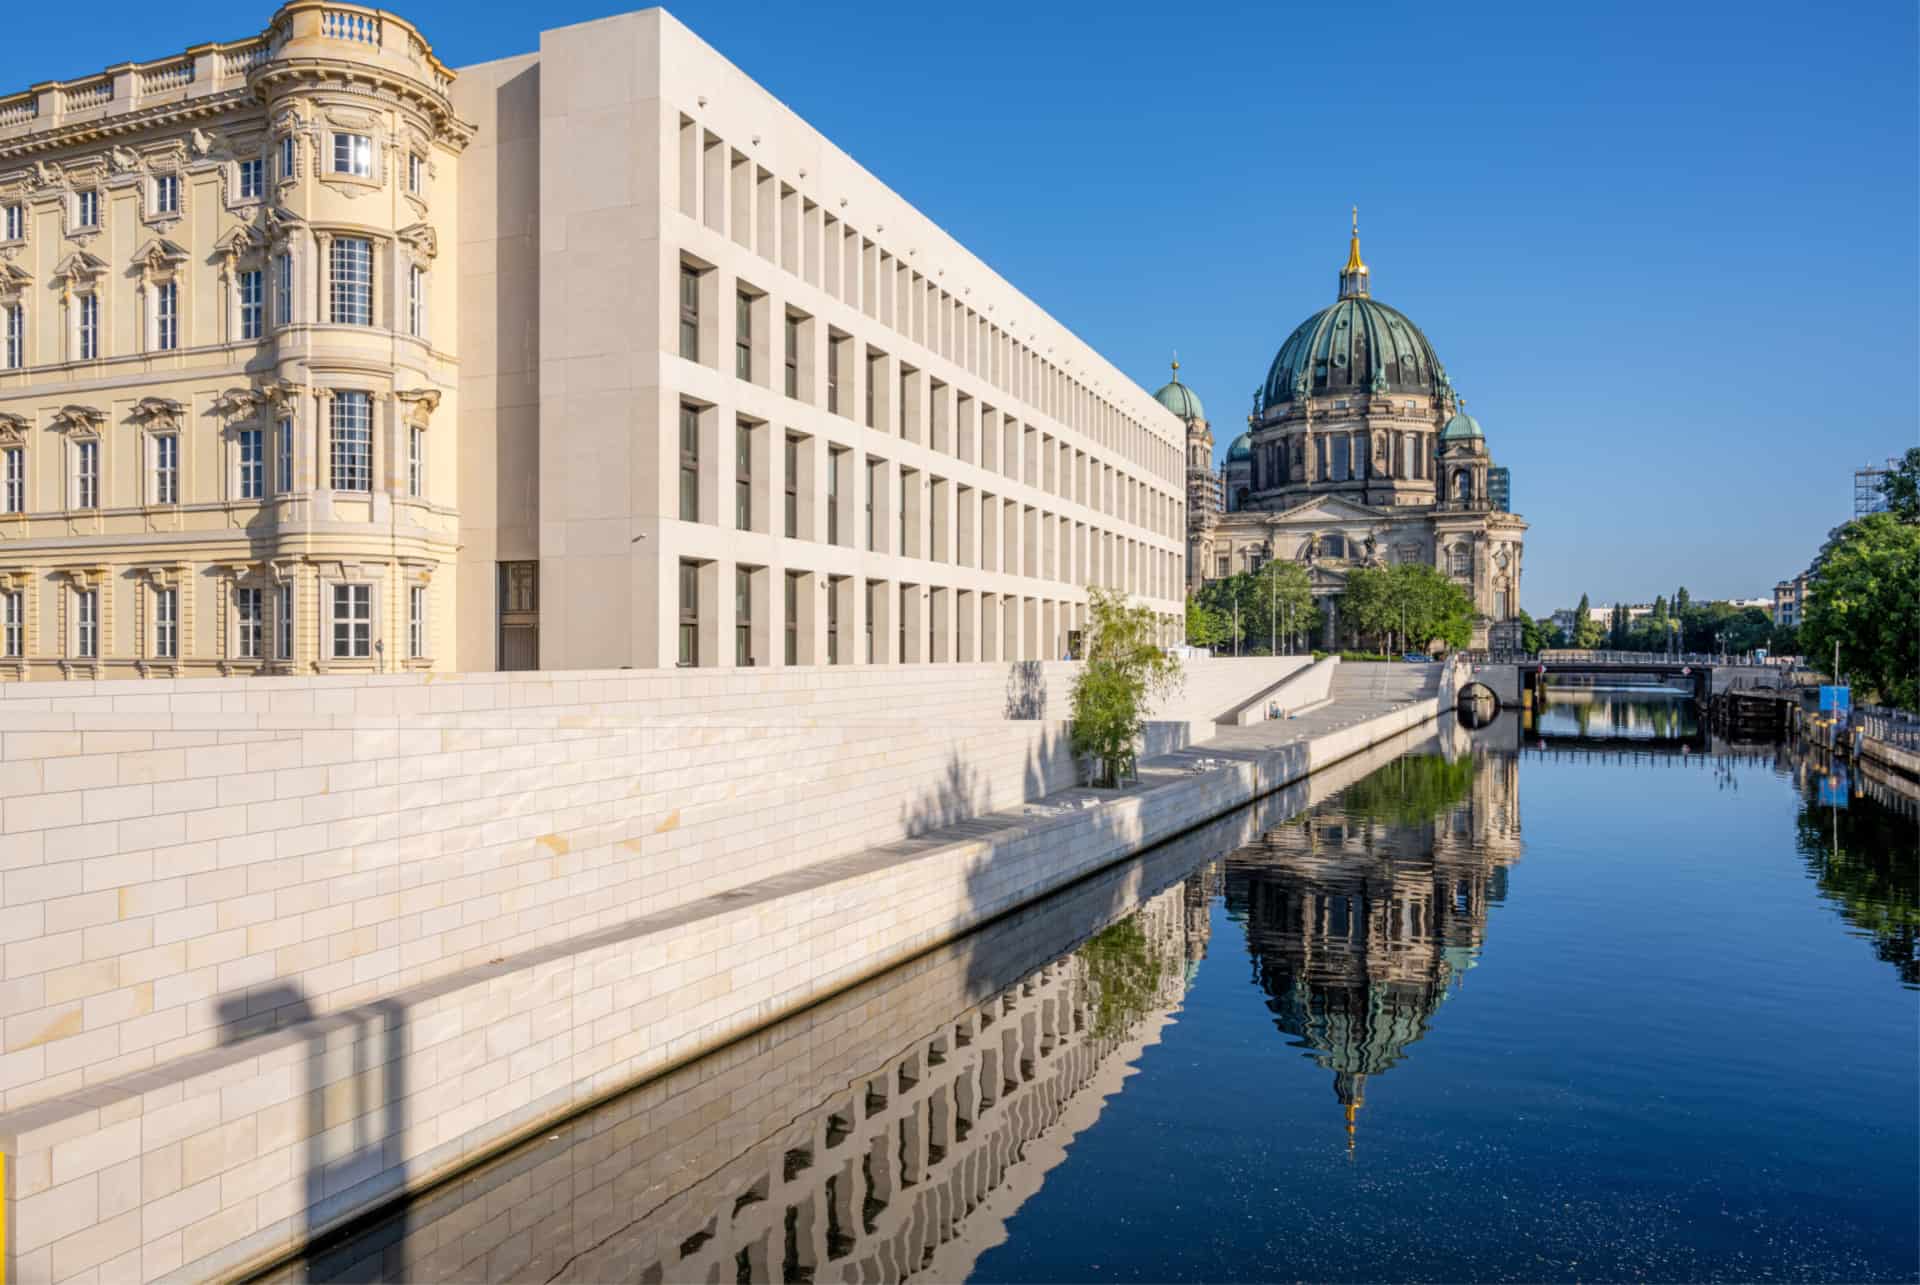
left=7, top=0, right=1915, bottom=613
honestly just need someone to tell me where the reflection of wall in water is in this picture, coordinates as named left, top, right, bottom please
left=316, top=878, right=1208, bottom=1284
left=1223, top=752, right=1521, bottom=1145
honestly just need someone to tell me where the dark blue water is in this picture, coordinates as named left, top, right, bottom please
left=270, top=693, right=1919, bottom=1284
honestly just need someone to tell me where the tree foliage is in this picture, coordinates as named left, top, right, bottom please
left=1342, top=563, right=1475, bottom=652
left=1573, top=594, right=1606, bottom=647
left=1184, top=595, right=1229, bottom=649
left=1194, top=563, right=1315, bottom=653
left=1516, top=609, right=1548, bottom=655
left=1878, top=446, right=1920, bottom=524
left=1800, top=513, right=1920, bottom=709
left=1070, top=588, right=1183, bottom=786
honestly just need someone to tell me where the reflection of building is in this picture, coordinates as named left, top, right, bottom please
left=1223, top=752, right=1521, bottom=1146
left=1184, top=216, right=1527, bottom=645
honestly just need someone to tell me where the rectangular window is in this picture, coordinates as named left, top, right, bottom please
left=154, top=587, right=178, bottom=658
left=409, top=584, right=426, bottom=658
left=734, top=567, right=752, bottom=666
left=156, top=281, right=178, bottom=351
left=825, top=578, right=840, bottom=664
left=330, top=391, right=372, bottom=492
left=239, top=269, right=263, bottom=340
left=826, top=338, right=841, bottom=414
left=2, top=204, right=20, bottom=241
left=154, top=174, right=180, bottom=215
left=827, top=448, right=843, bottom=545
left=153, top=434, right=178, bottom=505
left=866, top=459, right=878, bottom=551
left=239, top=428, right=264, bottom=500
left=677, top=560, right=699, bottom=667
left=407, top=152, right=424, bottom=195
left=276, top=417, right=293, bottom=494
left=2, top=303, right=18, bottom=369
left=784, top=572, right=799, bottom=665
left=329, top=237, right=373, bottom=325
left=76, top=589, right=97, bottom=658
left=279, top=134, right=297, bottom=182
left=239, top=158, right=265, bottom=201
left=734, top=421, right=751, bottom=530
left=276, top=584, right=293, bottom=660
left=331, top=584, right=372, bottom=658
left=678, top=403, right=700, bottom=522
left=784, top=435, right=799, bottom=538
left=78, top=293, right=98, bottom=359
left=2, top=446, right=21, bottom=513
left=77, top=190, right=99, bottom=228
left=74, top=439, right=98, bottom=509
left=735, top=291, right=752, bottom=380
left=331, top=132, right=372, bottom=178
left=784, top=314, right=799, bottom=397
left=678, top=265, right=699, bottom=361
left=1, top=591, right=20, bottom=658
left=407, top=264, right=425, bottom=338
left=273, top=252, right=293, bottom=326
left=865, top=353, right=878, bottom=428
left=407, top=426, right=424, bottom=498
left=235, top=587, right=262, bottom=659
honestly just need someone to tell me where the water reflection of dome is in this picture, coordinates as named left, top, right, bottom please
left=1222, top=752, right=1523, bottom=1148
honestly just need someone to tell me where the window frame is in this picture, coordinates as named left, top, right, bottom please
left=678, top=265, right=700, bottom=361
left=78, top=293, right=98, bottom=360
left=152, top=432, right=179, bottom=506
left=408, top=584, right=426, bottom=658
left=329, top=391, right=373, bottom=493
left=273, top=251, right=293, bottom=327
left=1, top=203, right=21, bottom=242
left=154, top=585, right=178, bottom=659
left=153, top=173, right=180, bottom=216
left=331, top=582, right=373, bottom=659
left=734, top=290, right=752, bottom=380
left=155, top=280, right=179, bottom=351
left=238, top=427, right=264, bottom=500
left=678, top=402, right=700, bottom=522
left=76, top=189, right=100, bottom=229
left=238, top=268, right=264, bottom=340
left=734, top=420, right=752, bottom=531
left=275, top=416, right=294, bottom=495
left=75, top=588, right=98, bottom=658
left=5, top=302, right=24, bottom=369
left=235, top=585, right=262, bottom=659
left=238, top=157, right=266, bottom=202
left=406, top=263, right=426, bottom=338
left=734, top=566, right=752, bottom=667
left=275, top=584, right=293, bottom=660
left=1, top=446, right=22, bottom=514
left=677, top=560, right=699, bottom=667
left=73, top=439, right=98, bottom=510
left=329, top=237, right=374, bottom=326
left=1, top=590, right=21, bottom=658
left=279, top=134, right=298, bottom=182
left=330, top=132, right=373, bottom=179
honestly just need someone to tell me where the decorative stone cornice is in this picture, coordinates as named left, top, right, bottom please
left=131, top=236, right=190, bottom=275
left=210, top=387, right=264, bottom=418
left=0, top=89, right=256, bottom=165
left=395, top=221, right=436, bottom=259
left=130, top=396, right=186, bottom=433
left=0, top=260, right=29, bottom=299
left=50, top=250, right=107, bottom=288
left=50, top=405, right=105, bottom=437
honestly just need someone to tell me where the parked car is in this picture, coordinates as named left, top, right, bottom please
left=1402, top=653, right=1432, bottom=664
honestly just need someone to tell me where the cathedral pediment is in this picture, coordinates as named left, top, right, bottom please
left=1260, top=494, right=1384, bottom=525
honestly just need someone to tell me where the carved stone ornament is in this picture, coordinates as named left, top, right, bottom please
left=130, top=397, right=187, bottom=434
left=51, top=250, right=108, bottom=288
left=214, top=225, right=264, bottom=263
left=210, top=388, right=265, bottom=418
left=51, top=405, right=105, bottom=437
left=396, top=222, right=437, bottom=259
left=31, top=161, right=61, bottom=190
left=131, top=237, right=190, bottom=274
left=259, top=379, right=308, bottom=413
left=394, top=388, right=440, bottom=428
left=189, top=128, right=217, bottom=159
left=0, top=262, right=29, bottom=300
left=108, top=146, right=143, bottom=174
left=0, top=413, right=27, bottom=446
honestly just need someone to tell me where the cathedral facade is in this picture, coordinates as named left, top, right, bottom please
left=1167, top=220, right=1527, bottom=648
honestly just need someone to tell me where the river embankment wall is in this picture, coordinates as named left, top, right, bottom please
left=0, top=655, right=1453, bottom=1283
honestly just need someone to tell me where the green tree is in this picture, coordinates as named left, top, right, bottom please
left=1516, top=609, right=1547, bottom=655
left=1246, top=561, right=1314, bottom=653
left=1770, top=622, right=1800, bottom=655
left=1184, top=595, right=1228, bottom=650
left=1800, top=513, right=1920, bottom=709
left=1195, top=574, right=1251, bottom=650
left=1877, top=446, right=1920, bottom=524
left=1343, top=563, right=1474, bottom=653
left=1573, top=593, right=1606, bottom=648
left=1070, top=588, right=1183, bottom=787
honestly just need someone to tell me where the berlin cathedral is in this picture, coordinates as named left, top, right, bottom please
left=1164, top=217, right=1527, bottom=648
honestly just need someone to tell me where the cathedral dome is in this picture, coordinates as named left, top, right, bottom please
left=1153, top=362, right=1206, bottom=423
left=1226, top=432, right=1252, bottom=463
left=1258, top=217, right=1448, bottom=412
left=1440, top=409, right=1483, bottom=441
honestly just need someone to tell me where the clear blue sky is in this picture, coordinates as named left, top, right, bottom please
left=8, top=0, right=1916, bottom=613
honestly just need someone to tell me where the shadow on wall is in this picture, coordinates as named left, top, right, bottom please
left=1005, top=661, right=1048, bottom=720
left=214, top=984, right=411, bottom=1272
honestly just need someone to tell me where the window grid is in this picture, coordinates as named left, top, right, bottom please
left=784, top=315, right=799, bottom=397
left=784, top=436, right=800, bottom=538
left=154, top=174, right=180, bottom=215
left=409, top=585, right=426, bottom=658
left=239, top=428, right=264, bottom=500
left=274, top=252, right=293, bottom=326
left=4, top=304, right=21, bottom=369
left=330, top=392, right=372, bottom=492
left=735, top=422, right=751, bottom=531
left=235, top=587, right=262, bottom=659
left=407, top=152, right=424, bottom=194
left=276, top=417, right=293, bottom=494
left=735, top=292, right=752, bottom=380
left=2, top=591, right=20, bottom=658
left=332, top=584, right=372, bottom=659
left=677, top=561, right=698, bottom=667
left=331, top=132, right=372, bottom=178
left=75, top=440, right=98, bottom=509
left=78, top=294, right=98, bottom=359
left=276, top=585, right=293, bottom=660
left=153, top=434, right=178, bottom=505
left=408, top=427, right=424, bottom=498
left=734, top=568, right=752, bottom=666
left=2, top=447, right=21, bottom=513
left=678, top=404, right=699, bottom=522
left=678, top=266, right=699, bottom=361
left=2, top=204, right=21, bottom=241
left=239, top=158, right=265, bottom=201
left=155, top=587, right=178, bottom=658
left=156, top=281, right=179, bottom=351
left=330, top=238, right=373, bottom=326
left=77, top=190, right=99, bottom=228
left=239, top=269, right=263, bottom=340
left=76, top=589, right=97, bottom=658
left=827, top=449, right=842, bottom=546
left=784, top=573, right=798, bottom=665
left=280, top=135, right=297, bottom=181
left=407, top=265, right=425, bottom=337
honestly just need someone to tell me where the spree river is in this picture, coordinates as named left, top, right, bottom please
left=269, top=692, right=1920, bottom=1284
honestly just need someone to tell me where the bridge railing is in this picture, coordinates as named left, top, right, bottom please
left=1536, top=649, right=1737, bottom=666
left=1857, top=703, right=1920, bottom=750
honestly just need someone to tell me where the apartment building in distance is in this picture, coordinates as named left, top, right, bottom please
left=0, top=4, right=1186, bottom=679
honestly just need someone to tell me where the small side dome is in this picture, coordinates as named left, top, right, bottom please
left=1440, top=410, right=1483, bottom=442
left=1226, top=432, right=1253, bottom=463
left=1152, top=358, right=1206, bottom=423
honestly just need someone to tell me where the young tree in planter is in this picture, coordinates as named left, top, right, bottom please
left=1071, top=587, right=1183, bottom=788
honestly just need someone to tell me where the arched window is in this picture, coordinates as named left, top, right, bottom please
left=1454, top=470, right=1472, bottom=503
left=1449, top=545, right=1471, bottom=577
left=1320, top=533, right=1346, bottom=560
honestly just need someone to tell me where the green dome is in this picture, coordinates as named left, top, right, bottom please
left=1153, top=376, right=1206, bottom=424
left=1440, top=410, right=1483, bottom=442
left=1225, top=432, right=1252, bottom=463
left=1260, top=296, right=1447, bottom=412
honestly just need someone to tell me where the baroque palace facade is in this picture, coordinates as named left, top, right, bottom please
left=1170, top=220, right=1526, bottom=648
left=0, top=4, right=1186, bottom=679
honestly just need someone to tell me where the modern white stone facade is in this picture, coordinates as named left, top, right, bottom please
left=0, top=4, right=1186, bottom=681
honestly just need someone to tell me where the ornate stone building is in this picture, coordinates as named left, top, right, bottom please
left=0, top=2, right=466, bottom=678
left=1156, top=358, right=1220, bottom=591
left=1187, top=218, right=1527, bottom=647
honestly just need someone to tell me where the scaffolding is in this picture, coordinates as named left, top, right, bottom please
left=1854, top=459, right=1896, bottom=517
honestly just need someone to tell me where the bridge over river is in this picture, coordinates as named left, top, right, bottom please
left=1459, top=650, right=1784, bottom=710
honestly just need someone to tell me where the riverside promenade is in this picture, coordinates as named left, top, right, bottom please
left=0, top=659, right=1456, bottom=1284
